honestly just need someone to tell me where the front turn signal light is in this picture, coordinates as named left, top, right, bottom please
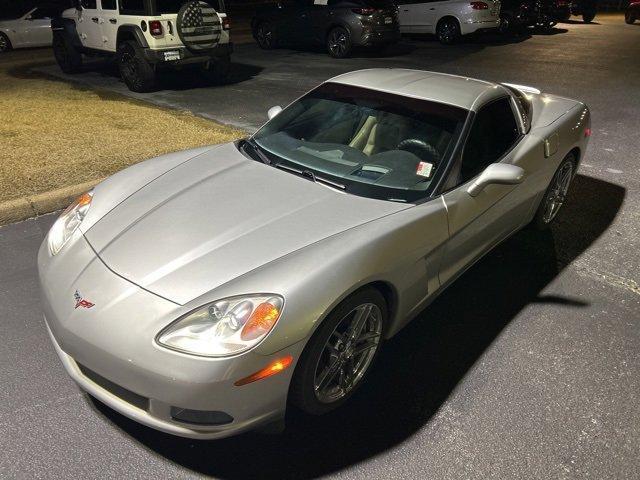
left=234, top=355, right=293, bottom=386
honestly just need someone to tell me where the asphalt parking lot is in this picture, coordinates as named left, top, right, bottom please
left=1, top=12, right=639, bottom=479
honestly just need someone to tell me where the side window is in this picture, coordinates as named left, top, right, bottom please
left=81, top=0, right=98, bottom=9
left=460, top=97, right=520, bottom=183
left=101, top=0, right=118, bottom=10
left=30, top=8, right=55, bottom=19
left=120, top=0, right=145, bottom=15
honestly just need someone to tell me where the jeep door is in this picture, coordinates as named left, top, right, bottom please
left=75, top=0, right=103, bottom=48
left=98, top=0, right=119, bottom=51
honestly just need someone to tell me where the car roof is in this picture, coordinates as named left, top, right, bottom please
left=328, top=69, right=507, bottom=111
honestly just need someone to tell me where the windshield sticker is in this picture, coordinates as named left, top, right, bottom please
left=416, top=161, right=434, bottom=178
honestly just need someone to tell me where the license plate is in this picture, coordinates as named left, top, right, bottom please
left=384, top=17, right=392, bottom=24
left=163, top=50, right=180, bottom=61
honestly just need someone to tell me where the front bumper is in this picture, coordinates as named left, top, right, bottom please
left=39, top=233, right=302, bottom=439
left=142, top=43, right=233, bottom=66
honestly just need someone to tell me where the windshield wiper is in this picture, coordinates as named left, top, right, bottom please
left=241, top=138, right=272, bottom=165
left=274, top=163, right=346, bottom=192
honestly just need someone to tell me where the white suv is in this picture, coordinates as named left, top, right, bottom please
left=52, top=0, right=232, bottom=92
left=398, top=0, right=501, bottom=44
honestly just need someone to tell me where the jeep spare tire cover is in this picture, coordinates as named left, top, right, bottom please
left=176, top=0, right=222, bottom=52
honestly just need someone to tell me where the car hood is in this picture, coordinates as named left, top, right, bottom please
left=84, top=142, right=408, bottom=305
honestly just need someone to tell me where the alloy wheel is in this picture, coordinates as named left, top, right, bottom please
left=542, top=161, right=573, bottom=224
left=0, top=35, right=9, bottom=52
left=328, top=30, right=348, bottom=57
left=120, top=51, right=140, bottom=89
left=313, top=303, right=383, bottom=404
left=438, top=21, right=456, bottom=43
left=257, top=24, right=273, bottom=48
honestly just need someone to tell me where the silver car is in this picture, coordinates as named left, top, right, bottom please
left=39, top=69, right=591, bottom=439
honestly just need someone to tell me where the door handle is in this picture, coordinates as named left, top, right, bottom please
left=109, top=18, right=117, bottom=24
left=403, top=8, right=409, bottom=11
left=91, top=17, right=99, bottom=23
left=429, top=7, right=435, bottom=10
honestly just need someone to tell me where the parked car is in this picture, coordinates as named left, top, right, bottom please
left=625, top=0, right=640, bottom=23
left=39, top=68, right=591, bottom=439
left=0, top=5, right=61, bottom=52
left=499, top=0, right=556, bottom=33
left=397, top=0, right=501, bottom=44
left=251, top=0, right=400, bottom=58
left=52, top=0, right=232, bottom=92
left=553, top=0, right=597, bottom=23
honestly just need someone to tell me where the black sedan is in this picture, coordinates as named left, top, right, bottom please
left=251, top=0, right=400, bottom=58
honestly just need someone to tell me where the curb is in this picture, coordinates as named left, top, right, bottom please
left=0, top=178, right=105, bottom=227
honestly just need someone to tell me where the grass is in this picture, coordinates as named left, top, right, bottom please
left=0, top=49, right=244, bottom=204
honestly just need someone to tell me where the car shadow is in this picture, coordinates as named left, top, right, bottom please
left=89, top=173, right=624, bottom=480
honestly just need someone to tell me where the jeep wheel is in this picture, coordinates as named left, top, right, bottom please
left=117, top=41, right=156, bottom=93
left=625, top=11, right=636, bottom=24
left=0, top=32, right=12, bottom=53
left=200, top=54, right=231, bottom=85
left=255, top=22, right=276, bottom=49
left=52, top=34, right=82, bottom=73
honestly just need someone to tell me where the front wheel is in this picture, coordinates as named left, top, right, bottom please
left=290, top=288, right=387, bottom=415
left=52, top=34, right=82, bottom=73
left=436, top=18, right=461, bottom=45
left=499, top=14, right=513, bottom=34
left=200, top=54, right=231, bottom=85
left=255, top=22, right=276, bottom=49
left=582, top=9, right=596, bottom=23
left=625, top=11, right=636, bottom=24
left=117, top=41, right=156, bottom=93
left=327, top=26, right=352, bottom=58
left=0, top=32, right=12, bottom=53
left=531, top=154, right=576, bottom=230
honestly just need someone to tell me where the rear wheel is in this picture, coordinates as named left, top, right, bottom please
left=290, top=288, right=387, bottom=415
left=255, top=22, right=276, bottom=49
left=436, top=18, right=461, bottom=45
left=0, top=32, right=11, bottom=53
left=52, top=34, right=82, bottom=73
left=117, top=40, right=156, bottom=93
left=499, top=14, right=513, bottom=34
left=582, top=8, right=596, bottom=23
left=326, top=26, right=352, bottom=58
left=625, top=11, right=636, bottom=24
left=531, top=154, right=576, bottom=230
left=200, top=54, right=231, bottom=84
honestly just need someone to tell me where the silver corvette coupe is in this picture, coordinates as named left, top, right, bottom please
left=39, top=69, right=591, bottom=439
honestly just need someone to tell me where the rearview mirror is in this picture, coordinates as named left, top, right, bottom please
left=467, top=163, right=525, bottom=197
left=267, top=105, right=283, bottom=120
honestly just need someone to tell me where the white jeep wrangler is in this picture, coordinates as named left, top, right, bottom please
left=52, top=0, right=232, bottom=92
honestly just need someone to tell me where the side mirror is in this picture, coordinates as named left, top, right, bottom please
left=467, top=163, right=525, bottom=197
left=267, top=105, right=283, bottom=120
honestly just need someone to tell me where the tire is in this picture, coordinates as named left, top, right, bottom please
left=290, top=287, right=387, bottom=415
left=0, top=32, right=12, bottom=53
left=52, top=33, right=82, bottom=73
left=625, top=11, right=636, bottom=24
left=117, top=40, right=156, bottom=93
left=326, top=26, right=352, bottom=58
left=531, top=154, right=576, bottom=230
left=255, top=22, right=276, bottom=49
left=499, top=14, right=513, bottom=34
left=200, top=54, right=231, bottom=85
left=436, top=18, right=461, bottom=45
left=582, top=9, right=596, bottom=23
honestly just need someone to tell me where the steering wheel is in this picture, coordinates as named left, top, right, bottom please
left=397, top=139, right=441, bottom=164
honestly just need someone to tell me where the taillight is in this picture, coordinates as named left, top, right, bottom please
left=352, top=7, right=377, bottom=14
left=222, top=16, right=230, bottom=30
left=149, top=20, right=163, bottom=37
left=470, top=1, right=489, bottom=9
left=584, top=128, right=592, bottom=137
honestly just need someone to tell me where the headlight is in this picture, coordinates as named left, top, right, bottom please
left=157, top=295, right=284, bottom=357
left=48, top=191, right=93, bottom=256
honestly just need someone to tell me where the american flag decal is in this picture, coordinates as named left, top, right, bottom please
left=177, top=0, right=222, bottom=51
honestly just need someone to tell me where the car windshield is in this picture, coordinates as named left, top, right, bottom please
left=250, top=83, right=468, bottom=203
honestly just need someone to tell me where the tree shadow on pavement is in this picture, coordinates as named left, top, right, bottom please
left=90, top=173, right=624, bottom=480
